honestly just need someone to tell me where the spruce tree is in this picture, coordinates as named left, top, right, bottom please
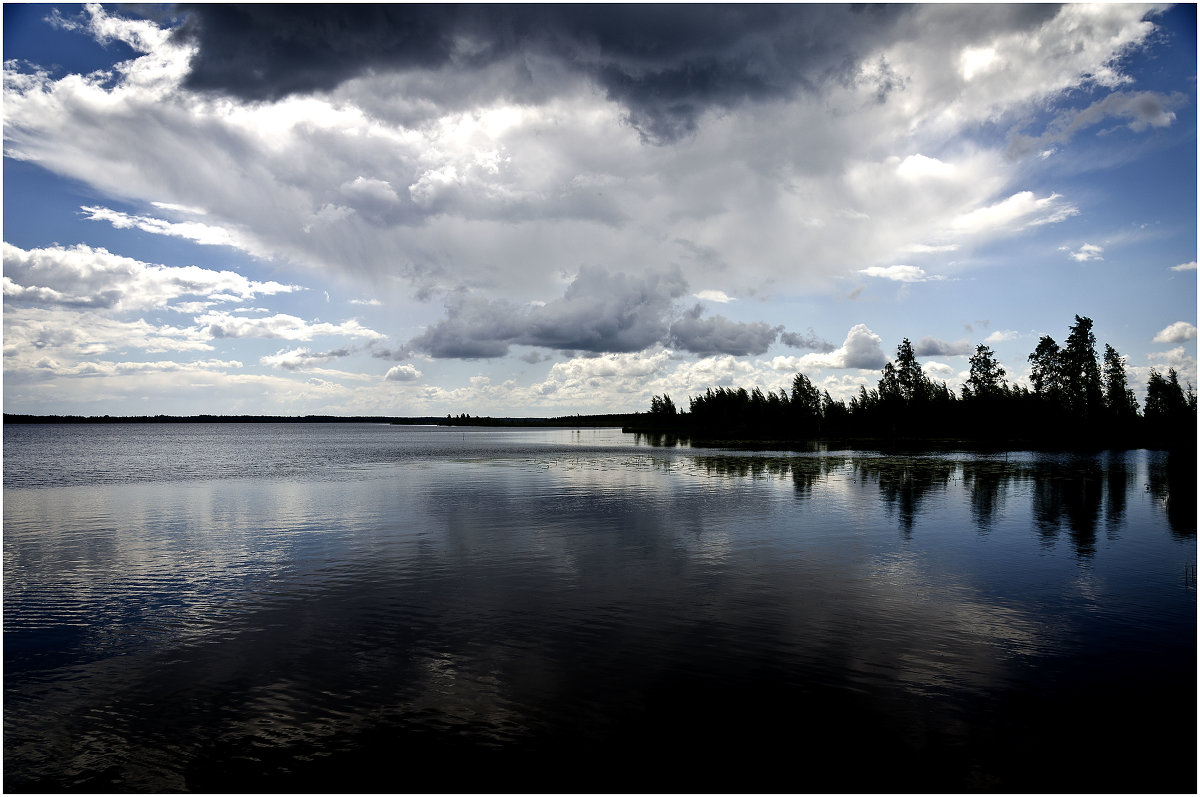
left=1102, top=344, right=1139, bottom=421
left=1063, top=315, right=1104, bottom=420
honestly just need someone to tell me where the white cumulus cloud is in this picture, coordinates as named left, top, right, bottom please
left=984, top=329, right=1021, bottom=344
left=385, top=364, right=422, bottom=382
left=773, top=324, right=888, bottom=371
left=2, top=242, right=302, bottom=311
left=1153, top=321, right=1197, bottom=344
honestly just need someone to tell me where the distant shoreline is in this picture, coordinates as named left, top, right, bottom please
left=6, top=413, right=1192, bottom=455
left=1, top=413, right=639, bottom=427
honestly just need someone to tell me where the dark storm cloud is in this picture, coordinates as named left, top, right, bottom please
left=408, top=267, right=688, bottom=358
left=406, top=291, right=525, bottom=359
left=368, top=344, right=413, bottom=361
left=519, top=267, right=687, bottom=352
left=780, top=328, right=837, bottom=353
left=668, top=304, right=781, bottom=357
left=171, top=5, right=476, bottom=98
left=408, top=268, right=798, bottom=359
left=914, top=336, right=973, bottom=357
left=172, top=4, right=912, bottom=142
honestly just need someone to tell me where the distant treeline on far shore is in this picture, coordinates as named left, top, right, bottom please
left=5, top=315, right=1195, bottom=452
left=630, top=315, right=1197, bottom=452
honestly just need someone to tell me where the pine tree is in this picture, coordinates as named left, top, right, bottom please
left=1102, top=344, right=1139, bottom=421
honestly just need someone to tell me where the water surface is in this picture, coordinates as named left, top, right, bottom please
left=4, top=424, right=1195, bottom=791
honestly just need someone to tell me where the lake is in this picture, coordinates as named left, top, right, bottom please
left=4, top=423, right=1196, bottom=792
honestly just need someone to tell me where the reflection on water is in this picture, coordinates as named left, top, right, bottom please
left=1148, top=451, right=1199, bottom=540
left=3, top=426, right=1196, bottom=792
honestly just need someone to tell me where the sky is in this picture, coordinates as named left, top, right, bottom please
left=2, top=3, right=1196, bottom=418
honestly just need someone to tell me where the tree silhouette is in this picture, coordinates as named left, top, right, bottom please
left=639, top=313, right=1195, bottom=451
left=1062, top=315, right=1104, bottom=422
left=1102, top=344, right=1139, bottom=440
left=790, top=373, right=822, bottom=437
left=963, top=344, right=1006, bottom=400
left=1029, top=336, right=1066, bottom=407
left=894, top=338, right=931, bottom=404
left=1145, top=368, right=1196, bottom=449
left=649, top=394, right=677, bottom=417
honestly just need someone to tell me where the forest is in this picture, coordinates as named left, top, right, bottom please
left=637, top=315, right=1197, bottom=451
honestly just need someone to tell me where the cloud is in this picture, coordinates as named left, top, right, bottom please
left=950, top=191, right=1078, bottom=235
left=858, top=265, right=943, bottom=283
left=544, top=349, right=674, bottom=384
left=984, top=329, right=1021, bottom=344
left=1138, top=346, right=1199, bottom=387
left=668, top=305, right=782, bottom=357
left=773, top=324, right=887, bottom=371
left=169, top=4, right=1167, bottom=151
left=3, top=308, right=215, bottom=359
left=1156, top=347, right=1197, bottom=370
left=923, top=361, right=957, bottom=379
left=260, top=346, right=355, bottom=371
left=409, top=268, right=689, bottom=358
left=408, top=269, right=800, bottom=359
left=826, top=324, right=889, bottom=369
left=1064, top=90, right=1184, bottom=133
left=3, top=3, right=1164, bottom=307
left=1, top=360, right=399, bottom=416
left=81, top=205, right=246, bottom=249
left=2, top=242, right=302, bottom=311
left=1008, top=89, right=1188, bottom=158
left=1170, top=261, right=1197, bottom=272
left=385, top=364, right=422, bottom=382
left=2, top=3, right=1181, bottom=417
left=200, top=311, right=385, bottom=341
left=1062, top=243, right=1104, bottom=262
left=1153, top=321, right=1197, bottom=344
left=49, top=3, right=179, bottom=59
left=779, top=329, right=837, bottom=353
left=914, top=337, right=973, bottom=357
left=368, top=344, right=415, bottom=361
left=15, top=357, right=244, bottom=378
left=171, top=4, right=913, bottom=144
left=520, top=268, right=689, bottom=352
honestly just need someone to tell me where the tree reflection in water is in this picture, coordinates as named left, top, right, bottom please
left=688, top=451, right=1195, bottom=554
left=1026, top=460, right=1107, bottom=558
left=853, top=458, right=955, bottom=538
left=1147, top=452, right=1198, bottom=540
left=1104, top=455, right=1131, bottom=536
left=961, top=460, right=1013, bottom=533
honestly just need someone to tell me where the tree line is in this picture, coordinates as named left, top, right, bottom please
left=641, top=315, right=1196, bottom=450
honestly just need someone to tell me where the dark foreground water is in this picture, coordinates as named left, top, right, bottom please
left=4, top=423, right=1196, bottom=792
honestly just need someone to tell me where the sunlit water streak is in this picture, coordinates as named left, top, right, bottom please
left=4, top=424, right=1195, bottom=791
